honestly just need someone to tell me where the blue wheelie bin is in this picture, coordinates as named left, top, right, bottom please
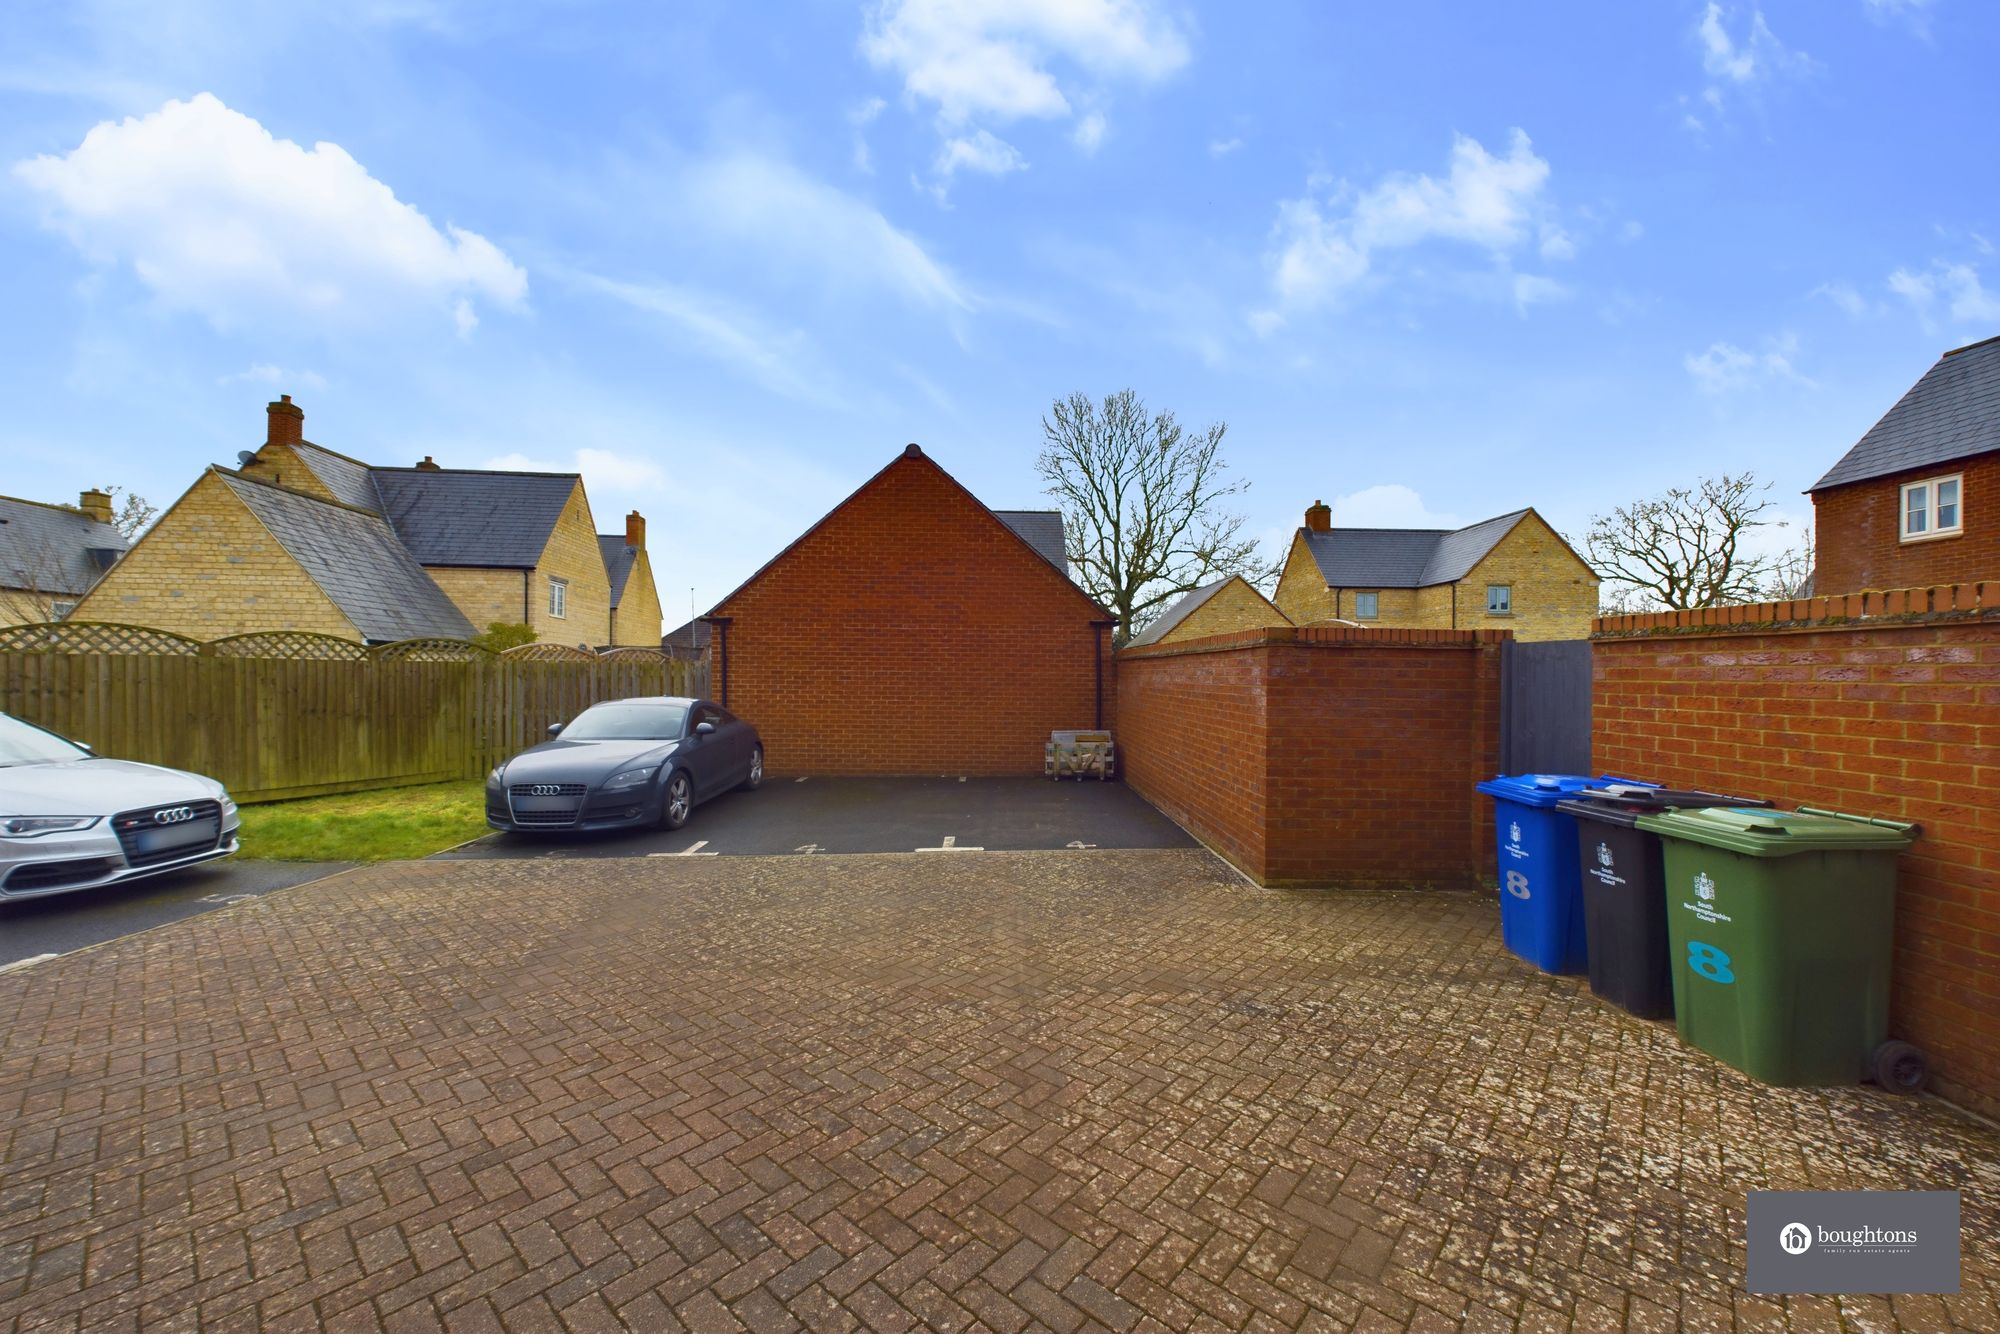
left=1475, top=774, right=1653, bottom=974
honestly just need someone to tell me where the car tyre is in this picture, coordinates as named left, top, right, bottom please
left=661, top=770, right=693, bottom=831
left=1869, top=1040, right=1927, bottom=1095
left=742, top=746, right=764, bottom=791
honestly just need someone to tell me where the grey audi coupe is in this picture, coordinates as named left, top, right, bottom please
left=485, top=696, right=762, bottom=834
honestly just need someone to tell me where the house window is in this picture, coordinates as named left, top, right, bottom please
left=547, top=577, right=568, bottom=619
left=50, top=600, right=77, bottom=622
left=1353, top=591, right=1379, bottom=620
left=1486, top=585, right=1513, bottom=615
left=1900, top=474, right=1963, bottom=542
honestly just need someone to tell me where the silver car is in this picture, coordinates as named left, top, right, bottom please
left=0, top=711, right=241, bottom=900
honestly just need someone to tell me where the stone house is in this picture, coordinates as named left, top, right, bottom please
left=1125, top=575, right=1291, bottom=648
left=1809, top=333, right=1999, bottom=595
left=703, top=445, right=1112, bottom=775
left=1273, top=502, right=1598, bottom=642
left=74, top=396, right=664, bottom=646
left=0, top=489, right=129, bottom=627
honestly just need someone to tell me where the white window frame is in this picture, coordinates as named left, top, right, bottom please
left=1486, top=584, right=1513, bottom=615
left=547, top=576, right=568, bottom=619
left=1352, top=591, right=1380, bottom=620
left=1899, top=473, right=1963, bottom=543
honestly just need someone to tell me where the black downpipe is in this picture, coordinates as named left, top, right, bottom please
left=522, top=569, right=531, bottom=624
left=704, top=616, right=732, bottom=707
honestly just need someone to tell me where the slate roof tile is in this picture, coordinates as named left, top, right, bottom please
left=1811, top=334, right=2000, bottom=491
left=0, top=496, right=128, bottom=598
left=371, top=468, right=578, bottom=567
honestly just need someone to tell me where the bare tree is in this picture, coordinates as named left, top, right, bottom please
left=1584, top=472, right=1809, bottom=610
left=104, top=486, right=157, bottom=542
left=1038, top=390, right=1274, bottom=641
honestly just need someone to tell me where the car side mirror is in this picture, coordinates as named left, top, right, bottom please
left=76, top=742, right=94, bottom=754
left=547, top=722, right=564, bottom=737
left=695, top=721, right=716, bottom=736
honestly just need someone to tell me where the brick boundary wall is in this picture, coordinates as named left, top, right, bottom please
left=1592, top=581, right=2000, bottom=1117
left=1118, top=625, right=1504, bottom=888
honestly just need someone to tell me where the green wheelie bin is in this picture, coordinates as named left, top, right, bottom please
left=1633, top=805, right=1924, bottom=1091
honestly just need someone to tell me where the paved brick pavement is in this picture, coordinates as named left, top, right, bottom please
left=1, top=849, right=1995, bottom=1331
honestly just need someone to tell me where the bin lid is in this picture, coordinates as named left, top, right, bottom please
left=1632, top=805, right=1919, bottom=856
left=1476, top=773, right=1652, bottom=808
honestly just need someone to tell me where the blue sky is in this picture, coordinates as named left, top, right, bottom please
left=3, top=1, right=1995, bottom=625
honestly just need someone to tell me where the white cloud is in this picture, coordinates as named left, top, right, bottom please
left=849, top=97, right=887, bottom=172
left=1685, top=332, right=1814, bottom=393
left=1071, top=111, right=1108, bottom=154
left=1327, top=485, right=1465, bottom=531
left=1256, top=129, right=1563, bottom=326
left=1865, top=0, right=1935, bottom=33
left=679, top=152, right=970, bottom=311
left=861, top=0, right=1189, bottom=187
left=218, top=363, right=327, bottom=391
left=1512, top=273, right=1570, bottom=314
left=1811, top=280, right=1873, bottom=318
left=935, top=128, right=1027, bottom=180
left=1538, top=223, right=1576, bottom=261
left=13, top=93, right=526, bottom=334
left=1888, top=260, right=2000, bottom=325
left=1208, top=136, right=1243, bottom=157
left=862, top=0, right=1190, bottom=124
left=1685, top=4, right=1816, bottom=135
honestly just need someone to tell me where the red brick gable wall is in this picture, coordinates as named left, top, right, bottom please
left=710, top=452, right=1111, bottom=775
left=1593, top=587, right=2000, bottom=1117
left=1813, top=451, right=2000, bottom=595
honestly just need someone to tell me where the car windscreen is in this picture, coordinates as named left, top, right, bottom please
left=0, top=714, right=89, bottom=766
left=559, top=703, right=689, bottom=741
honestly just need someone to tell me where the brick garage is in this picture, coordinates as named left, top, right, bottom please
left=707, top=446, right=1113, bottom=776
left=1593, top=585, right=2000, bottom=1117
left=1117, top=626, right=1503, bottom=887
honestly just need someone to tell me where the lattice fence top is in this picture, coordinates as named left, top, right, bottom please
left=500, top=642, right=597, bottom=662
left=595, top=646, right=669, bottom=661
left=0, top=621, right=204, bottom=656
left=207, top=631, right=370, bottom=660
left=370, top=638, right=494, bottom=662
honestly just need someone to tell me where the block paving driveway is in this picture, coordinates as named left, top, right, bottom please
left=2, top=849, right=1995, bottom=1331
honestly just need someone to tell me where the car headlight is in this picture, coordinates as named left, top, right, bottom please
left=220, top=794, right=238, bottom=817
left=602, top=765, right=659, bottom=790
left=4, top=816, right=101, bottom=837
left=488, top=766, right=505, bottom=785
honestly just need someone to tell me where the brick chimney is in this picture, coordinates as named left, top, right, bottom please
left=79, top=488, right=114, bottom=524
left=625, top=510, right=645, bottom=549
left=266, top=394, right=303, bottom=446
left=414, top=456, right=443, bottom=471
left=1304, top=499, right=1332, bottom=533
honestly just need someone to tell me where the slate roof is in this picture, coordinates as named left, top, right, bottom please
left=0, top=495, right=128, bottom=597
left=292, top=442, right=383, bottom=512
left=598, top=536, right=638, bottom=607
left=993, top=510, right=1068, bottom=571
left=1126, top=578, right=1230, bottom=647
left=661, top=618, right=710, bottom=654
left=1810, top=334, right=2000, bottom=492
left=220, top=472, right=475, bottom=642
left=1299, top=509, right=1534, bottom=589
left=371, top=468, right=579, bottom=568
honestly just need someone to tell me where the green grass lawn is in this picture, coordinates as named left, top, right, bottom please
left=236, top=781, right=489, bottom=862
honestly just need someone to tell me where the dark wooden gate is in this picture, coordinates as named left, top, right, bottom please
left=1499, top=639, right=1593, bottom=775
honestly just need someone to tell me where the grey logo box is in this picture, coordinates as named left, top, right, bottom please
left=1747, top=1191, right=1959, bottom=1294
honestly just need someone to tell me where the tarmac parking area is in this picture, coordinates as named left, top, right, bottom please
left=437, top=775, right=1197, bottom=860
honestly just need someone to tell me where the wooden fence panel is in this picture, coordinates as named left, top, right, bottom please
left=0, top=650, right=690, bottom=803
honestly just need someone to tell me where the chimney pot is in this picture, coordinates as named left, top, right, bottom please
left=625, top=510, right=646, bottom=550
left=414, top=455, right=442, bottom=471
left=79, top=489, right=114, bottom=525
left=266, top=394, right=304, bottom=446
left=1305, top=498, right=1332, bottom=533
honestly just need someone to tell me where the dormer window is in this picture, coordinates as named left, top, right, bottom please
left=1899, top=474, right=1962, bottom=542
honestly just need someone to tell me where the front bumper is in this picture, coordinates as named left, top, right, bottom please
left=485, top=781, right=658, bottom=833
left=0, top=820, right=242, bottom=901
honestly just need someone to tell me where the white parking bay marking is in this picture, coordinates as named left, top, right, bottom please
left=795, top=844, right=822, bottom=855
left=915, top=834, right=983, bottom=852
left=1066, top=840, right=1098, bottom=850
left=199, top=893, right=258, bottom=905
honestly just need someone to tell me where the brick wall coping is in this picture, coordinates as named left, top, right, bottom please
left=1592, top=581, right=2000, bottom=640
left=1118, top=624, right=1510, bottom=660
